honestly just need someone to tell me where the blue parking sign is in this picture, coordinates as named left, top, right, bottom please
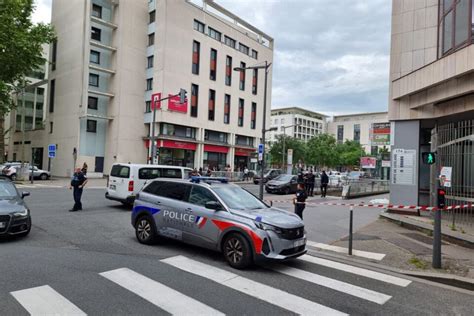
left=48, top=144, right=56, bottom=158
left=258, top=144, right=264, bottom=161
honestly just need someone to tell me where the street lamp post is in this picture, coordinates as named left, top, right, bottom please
left=234, top=61, right=272, bottom=200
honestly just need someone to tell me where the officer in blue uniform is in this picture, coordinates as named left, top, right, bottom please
left=69, top=167, right=88, bottom=212
left=294, top=183, right=308, bottom=219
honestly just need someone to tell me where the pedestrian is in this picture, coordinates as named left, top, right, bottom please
left=243, top=166, right=249, bottom=181
left=206, top=168, right=212, bottom=177
left=198, top=167, right=203, bottom=175
left=69, top=167, right=88, bottom=212
left=81, top=162, right=88, bottom=175
left=293, top=183, right=308, bottom=219
left=190, top=168, right=200, bottom=177
left=306, top=169, right=315, bottom=197
left=320, top=170, right=329, bottom=198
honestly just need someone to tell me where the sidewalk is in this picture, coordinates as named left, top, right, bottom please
left=16, top=177, right=107, bottom=189
left=325, top=215, right=474, bottom=279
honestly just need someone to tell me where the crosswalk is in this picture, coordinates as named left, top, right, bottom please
left=9, top=254, right=412, bottom=315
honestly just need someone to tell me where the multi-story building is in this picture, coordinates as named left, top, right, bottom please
left=268, top=107, right=327, bottom=142
left=327, top=111, right=389, bottom=154
left=8, top=0, right=273, bottom=176
left=389, top=0, right=474, bottom=206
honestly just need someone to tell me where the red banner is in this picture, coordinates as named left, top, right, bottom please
left=235, top=148, right=255, bottom=157
left=162, top=140, right=196, bottom=151
left=151, top=93, right=161, bottom=110
left=204, top=144, right=229, bottom=153
left=168, top=94, right=188, bottom=113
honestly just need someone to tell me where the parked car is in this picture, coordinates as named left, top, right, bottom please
left=0, top=177, right=31, bottom=238
left=253, top=169, right=283, bottom=184
left=265, top=174, right=298, bottom=194
left=29, top=166, right=51, bottom=180
left=347, top=171, right=365, bottom=180
left=106, top=163, right=193, bottom=206
left=2, top=163, right=23, bottom=181
left=132, top=177, right=306, bottom=269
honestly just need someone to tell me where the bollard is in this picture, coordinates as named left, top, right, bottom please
left=349, top=206, right=353, bottom=255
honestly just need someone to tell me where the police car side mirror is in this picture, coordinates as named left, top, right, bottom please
left=205, top=201, right=222, bottom=211
left=21, top=192, right=30, bottom=199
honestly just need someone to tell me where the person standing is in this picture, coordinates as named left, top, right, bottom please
left=320, top=170, right=329, bottom=198
left=306, top=170, right=315, bottom=197
left=243, top=166, right=249, bottom=181
left=69, top=167, right=88, bottom=212
left=293, top=183, right=308, bottom=219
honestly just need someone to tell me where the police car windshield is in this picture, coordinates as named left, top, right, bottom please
left=213, top=186, right=267, bottom=211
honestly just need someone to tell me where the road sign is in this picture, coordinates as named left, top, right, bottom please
left=48, top=144, right=56, bottom=158
left=287, top=149, right=293, bottom=165
left=391, top=149, right=416, bottom=185
left=258, top=144, right=264, bottom=161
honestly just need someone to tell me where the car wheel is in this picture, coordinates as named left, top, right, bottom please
left=223, top=233, right=253, bottom=269
left=40, top=173, right=48, bottom=180
left=11, top=174, right=17, bottom=181
left=284, top=187, right=290, bottom=195
left=135, top=216, right=157, bottom=245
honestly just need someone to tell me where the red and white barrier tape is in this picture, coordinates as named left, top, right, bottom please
left=265, top=200, right=473, bottom=211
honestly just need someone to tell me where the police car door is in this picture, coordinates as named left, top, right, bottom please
left=182, top=185, right=221, bottom=248
left=157, top=182, right=192, bottom=241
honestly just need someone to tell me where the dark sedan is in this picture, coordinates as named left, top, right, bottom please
left=0, top=178, right=31, bottom=238
left=265, top=174, right=298, bottom=194
left=253, top=169, right=283, bottom=184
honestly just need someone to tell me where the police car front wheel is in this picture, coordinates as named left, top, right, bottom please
left=135, top=216, right=156, bottom=244
left=223, top=233, right=252, bottom=269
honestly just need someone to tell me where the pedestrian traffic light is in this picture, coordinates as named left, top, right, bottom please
left=437, top=188, right=446, bottom=209
left=179, top=88, right=187, bottom=104
left=422, top=152, right=436, bottom=165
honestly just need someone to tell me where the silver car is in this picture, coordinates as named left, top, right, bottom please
left=131, top=177, right=306, bottom=269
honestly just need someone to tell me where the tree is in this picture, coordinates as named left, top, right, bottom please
left=268, top=135, right=306, bottom=167
left=306, top=134, right=339, bottom=168
left=0, top=0, right=55, bottom=162
left=336, top=140, right=365, bottom=167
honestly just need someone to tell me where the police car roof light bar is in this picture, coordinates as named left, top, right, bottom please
left=190, top=176, right=229, bottom=184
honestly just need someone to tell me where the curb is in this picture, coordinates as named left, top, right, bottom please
left=306, top=248, right=474, bottom=293
left=380, top=212, right=474, bottom=248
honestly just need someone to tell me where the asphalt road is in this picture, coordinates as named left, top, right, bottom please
left=1, top=186, right=473, bottom=315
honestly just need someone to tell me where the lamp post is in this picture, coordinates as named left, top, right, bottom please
left=281, top=124, right=300, bottom=173
left=234, top=61, right=272, bottom=200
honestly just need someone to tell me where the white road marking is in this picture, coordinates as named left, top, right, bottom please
left=272, top=265, right=392, bottom=305
left=299, top=255, right=411, bottom=287
left=10, top=285, right=86, bottom=316
left=100, top=267, right=223, bottom=315
left=307, top=241, right=386, bottom=261
left=162, top=255, right=347, bottom=316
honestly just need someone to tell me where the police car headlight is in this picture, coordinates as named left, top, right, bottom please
left=13, top=208, right=29, bottom=217
left=255, top=222, right=283, bottom=234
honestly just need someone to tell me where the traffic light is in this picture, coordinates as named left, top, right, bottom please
left=179, top=88, right=187, bottom=104
left=437, top=188, right=446, bottom=209
left=422, top=152, right=436, bottom=165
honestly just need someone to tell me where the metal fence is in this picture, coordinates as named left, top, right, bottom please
left=436, top=119, right=474, bottom=227
left=341, top=180, right=390, bottom=199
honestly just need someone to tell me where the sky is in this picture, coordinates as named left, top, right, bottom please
left=31, top=0, right=392, bottom=116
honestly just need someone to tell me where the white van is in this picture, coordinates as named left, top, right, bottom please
left=105, top=163, right=192, bottom=205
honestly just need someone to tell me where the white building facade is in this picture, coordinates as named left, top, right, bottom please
left=7, top=0, right=273, bottom=176
left=268, top=107, right=327, bottom=143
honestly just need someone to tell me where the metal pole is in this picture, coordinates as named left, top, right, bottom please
left=30, top=151, right=34, bottom=184
left=259, top=61, right=269, bottom=200
left=282, top=127, right=286, bottom=173
left=21, top=87, right=26, bottom=163
left=349, top=206, right=354, bottom=255
left=433, top=179, right=442, bottom=268
left=150, top=107, right=157, bottom=165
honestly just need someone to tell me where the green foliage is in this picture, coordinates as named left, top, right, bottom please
left=336, top=140, right=365, bottom=167
left=306, top=134, right=339, bottom=167
left=408, top=256, right=428, bottom=270
left=0, top=0, right=55, bottom=112
left=268, top=135, right=306, bottom=165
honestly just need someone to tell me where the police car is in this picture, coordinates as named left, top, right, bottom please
left=132, top=177, right=306, bottom=269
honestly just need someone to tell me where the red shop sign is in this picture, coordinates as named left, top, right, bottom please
left=204, top=144, right=229, bottom=153
left=235, top=148, right=255, bottom=156
left=162, top=140, right=197, bottom=151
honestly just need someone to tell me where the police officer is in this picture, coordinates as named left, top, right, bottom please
left=294, top=183, right=308, bottom=219
left=69, top=167, right=88, bottom=212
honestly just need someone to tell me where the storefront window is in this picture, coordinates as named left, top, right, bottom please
left=203, top=152, right=226, bottom=171
left=159, top=148, right=194, bottom=168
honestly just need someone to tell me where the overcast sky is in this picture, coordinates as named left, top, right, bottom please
left=32, top=0, right=392, bottom=116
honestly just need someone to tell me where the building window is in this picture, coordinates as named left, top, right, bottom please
left=146, top=78, right=153, bottom=91
left=88, top=96, right=98, bottom=110
left=239, top=43, right=249, bottom=55
left=209, top=49, right=217, bottom=80
left=205, top=130, right=228, bottom=143
left=193, top=19, right=205, bottom=33
left=251, top=102, right=256, bottom=129
left=89, top=73, right=99, bottom=87
left=224, top=35, right=236, bottom=48
left=160, top=123, right=196, bottom=139
left=145, top=100, right=151, bottom=113
left=353, top=124, right=360, bottom=142
left=191, top=84, right=198, bottom=118
left=224, top=94, right=230, bottom=124
left=92, top=4, right=102, bottom=18
left=252, top=69, right=258, bottom=95
left=149, top=10, right=156, bottom=23
left=51, top=39, right=57, bottom=71
left=439, top=0, right=470, bottom=56
left=208, top=89, right=215, bottom=121
left=148, top=33, right=155, bottom=46
left=49, top=79, right=55, bottom=113
left=251, top=49, right=258, bottom=59
left=236, top=135, right=254, bottom=147
left=238, top=98, right=244, bottom=127
left=225, top=55, right=232, bottom=86
left=91, top=27, right=101, bottom=41
left=87, top=119, right=97, bottom=133
left=239, top=62, right=246, bottom=91
left=337, top=125, right=344, bottom=143
left=90, top=50, right=100, bottom=64
left=192, top=40, right=200, bottom=75
left=49, top=122, right=53, bottom=134
left=208, top=27, right=221, bottom=41
left=147, top=55, right=154, bottom=68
